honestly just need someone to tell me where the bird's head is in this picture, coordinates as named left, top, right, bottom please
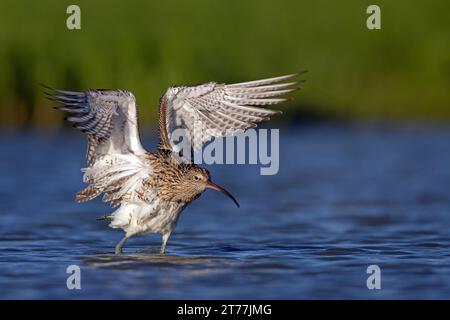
left=177, top=165, right=240, bottom=208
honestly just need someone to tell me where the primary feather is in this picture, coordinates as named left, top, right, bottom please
left=157, top=72, right=305, bottom=153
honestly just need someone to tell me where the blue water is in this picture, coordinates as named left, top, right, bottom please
left=1, top=124, right=450, bottom=299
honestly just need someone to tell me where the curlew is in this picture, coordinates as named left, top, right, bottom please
left=44, top=72, right=305, bottom=254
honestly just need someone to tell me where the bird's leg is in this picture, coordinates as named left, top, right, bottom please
left=115, top=236, right=129, bottom=254
left=160, top=232, right=171, bottom=254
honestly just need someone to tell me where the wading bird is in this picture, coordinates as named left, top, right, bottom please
left=45, top=73, right=304, bottom=254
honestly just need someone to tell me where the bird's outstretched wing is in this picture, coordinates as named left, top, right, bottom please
left=44, top=87, right=146, bottom=165
left=45, top=87, right=152, bottom=205
left=157, top=72, right=305, bottom=156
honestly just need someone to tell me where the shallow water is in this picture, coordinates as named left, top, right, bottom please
left=1, top=124, right=450, bottom=299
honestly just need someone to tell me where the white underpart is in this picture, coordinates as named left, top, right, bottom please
left=109, top=200, right=185, bottom=237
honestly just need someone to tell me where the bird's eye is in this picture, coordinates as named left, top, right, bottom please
left=194, top=175, right=200, bottom=181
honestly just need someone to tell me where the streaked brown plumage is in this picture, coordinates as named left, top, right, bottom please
left=44, top=72, right=305, bottom=254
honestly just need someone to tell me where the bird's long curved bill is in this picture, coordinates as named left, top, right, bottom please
left=206, top=181, right=240, bottom=208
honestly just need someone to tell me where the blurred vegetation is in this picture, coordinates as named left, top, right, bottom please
left=0, top=0, right=449, bottom=129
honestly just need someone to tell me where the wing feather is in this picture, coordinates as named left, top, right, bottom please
left=76, top=153, right=152, bottom=205
left=45, top=86, right=146, bottom=164
left=227, top=73, right=301, bottom=88
left=157, top=72, right=305, bottom=155
left=45, top=86, right=152, bottom=207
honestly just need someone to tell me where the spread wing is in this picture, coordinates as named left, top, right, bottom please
left=45, top=87, right=146, bottom=165
left=45, top=86, right=152, bottom=206
left=157, top=72, right=305, bottom=155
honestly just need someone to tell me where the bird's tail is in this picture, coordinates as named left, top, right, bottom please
left=96, top=214, right=113, bottom=221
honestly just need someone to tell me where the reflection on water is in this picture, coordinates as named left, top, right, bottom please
left=81, top=253, right=232, bottom=270
left=1, top=124, right=450, bottom=299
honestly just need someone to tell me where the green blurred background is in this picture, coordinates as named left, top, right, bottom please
left=0, top=0, right=449, bottom=129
